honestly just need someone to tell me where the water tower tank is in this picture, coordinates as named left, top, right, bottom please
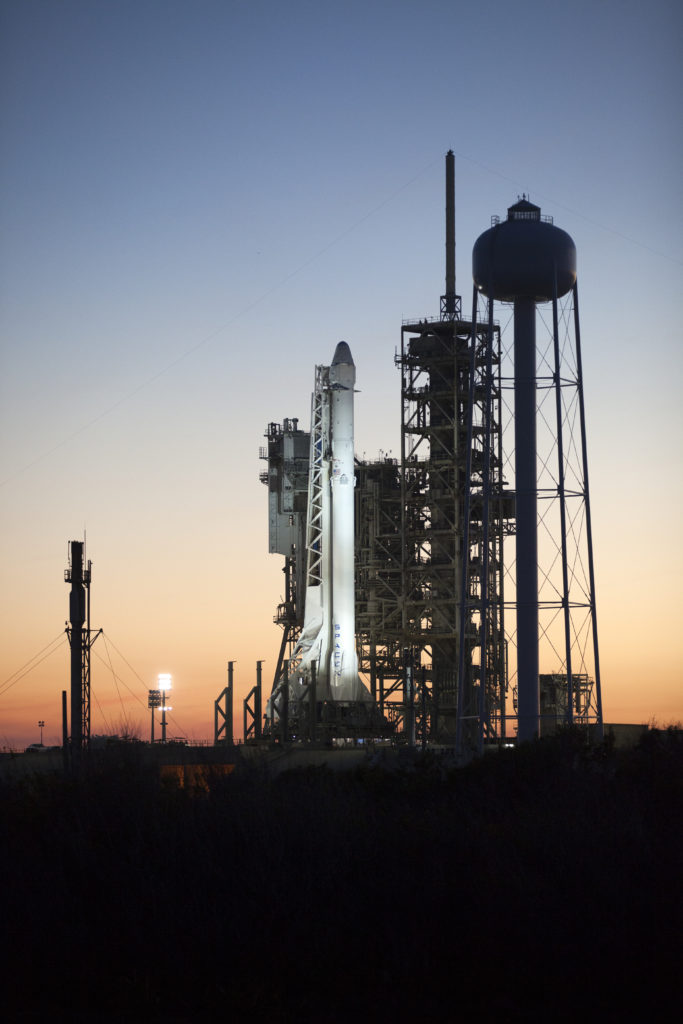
left=472, top=199, right=576, bottom=302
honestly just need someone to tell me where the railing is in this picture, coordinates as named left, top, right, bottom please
left=491, top=212, right=554, bottom=225
left=401, top=313, right=443, bottom=326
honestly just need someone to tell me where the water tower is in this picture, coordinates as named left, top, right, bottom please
left=469, top=199, right=603, bottom=742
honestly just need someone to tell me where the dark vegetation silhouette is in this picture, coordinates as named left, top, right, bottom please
left=2, top=727, right=681, bottom=1021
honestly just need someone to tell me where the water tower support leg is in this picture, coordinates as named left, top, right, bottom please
left=514, top=297, right=540, bottom=741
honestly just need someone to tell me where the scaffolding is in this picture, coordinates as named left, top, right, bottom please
left=538, top=673, right=594, bottom=736
left=354, top=457, right=403, bottom=702
left=397, top=302, right=511, bottom=749
left=259, top=418, right=310, bottom=694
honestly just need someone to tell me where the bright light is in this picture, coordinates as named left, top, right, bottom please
left=158, top=673, right=172, bottom=691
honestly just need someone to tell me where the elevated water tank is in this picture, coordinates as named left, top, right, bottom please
left=472, top=198, right=576, bottom=302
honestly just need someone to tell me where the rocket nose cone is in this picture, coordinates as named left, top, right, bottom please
left=332, top=341, right=354, bottom=367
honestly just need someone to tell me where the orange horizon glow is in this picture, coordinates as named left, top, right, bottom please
left=2, top=576, right=681, bottom=752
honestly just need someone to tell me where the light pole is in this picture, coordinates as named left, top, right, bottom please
left=148, top=689, right=161, bottom=743
left=158, top=674, right=172, bottom=744
left=38, top=720, right=45, bottom=746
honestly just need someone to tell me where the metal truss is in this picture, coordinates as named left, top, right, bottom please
left=65, top=542, right=101, bottom=751
left=214, top=662, right=234, bottom=745
left=355, top=457, right=404, bottom=699
left=397, top=309, right=508, bottom=745
left=304, top=366, right=330, bottom=589
left=260, top=419, right=310, bottom=693
left=65, top=621, right=101, bottom=749
left=499, top=283, right=603, bottom=735
left=278, top=366, right=331, bottom=685
left=455, top=289, right=512, bottom=754
left=243, top=662, right=263, bottom=742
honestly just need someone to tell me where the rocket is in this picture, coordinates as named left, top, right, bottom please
left=288, top=341, right=370, bottom=703
left=328, top=341, right=361, bottom=700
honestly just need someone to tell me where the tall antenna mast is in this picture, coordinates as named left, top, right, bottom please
left=441, top=149, right=461, bottom=319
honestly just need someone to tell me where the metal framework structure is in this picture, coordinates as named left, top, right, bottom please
left=258, top=153, right=515, bottom=749
left=354, top=457, right=403, bottom=701
left=243, top=661, right=263, bottom=742
left=258, top=156, right=602, bottom=751
left=496, top=283, right=603, bottom=736
left=397, top=304, right=510, bottom=748
left=259, top=419, right=310, bottom=693
left=539, top=672, right=595, bottom=733
left=303, top=369, right=328, bottom=582
left=455, top=289, right=516, bottom=752
left=64, top=540, right=101, bottom=752
left=214, top=661, right=234, bottom=745
left=275, top=367, right=328, bottom=689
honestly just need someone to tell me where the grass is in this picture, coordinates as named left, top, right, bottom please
left=1, top=727, right=681, bottom=1021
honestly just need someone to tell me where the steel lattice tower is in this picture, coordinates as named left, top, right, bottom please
left=259, top=418, right=310, bottom=695
left=396, top=151, right=510, bottom=746
left=65, top=540, right=101, bottom=752
left=354, top=457, right=404, bottom=708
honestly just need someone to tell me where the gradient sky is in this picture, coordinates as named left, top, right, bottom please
left=1, top=0, right=681, bottom=748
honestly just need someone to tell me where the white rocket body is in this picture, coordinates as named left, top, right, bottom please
left=289, top=342, right=370, bottom=703
left=328, top=343, right=361, bottom=699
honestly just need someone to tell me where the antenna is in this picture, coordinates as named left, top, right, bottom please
left=441, top=149, right=461, bottom=319
left=445, top=149, right=455, bottom=297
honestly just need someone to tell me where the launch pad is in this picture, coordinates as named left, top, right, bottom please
left=255, top=152, right=602, bottom=753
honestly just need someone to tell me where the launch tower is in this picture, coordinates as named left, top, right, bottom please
left=259, top=418, right=310, bottom=690
left=396, top=152, right=512, bottom=747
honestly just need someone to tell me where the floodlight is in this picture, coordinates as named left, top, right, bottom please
left=157, top=673, right=173, bottom=744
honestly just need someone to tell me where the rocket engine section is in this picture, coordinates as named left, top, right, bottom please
left=289, top=342, right=370, bottom=704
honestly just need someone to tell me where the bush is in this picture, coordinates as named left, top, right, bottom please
left=1, top=732, right=680, bottom=1019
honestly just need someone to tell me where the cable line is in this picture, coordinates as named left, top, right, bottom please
left=102, top=633, right=128, bottom=718
left=1, top=631, right=66, bottom=688
left=93, top=646, right=147, bottom=711
left=452, top=148, right=682, bottom=266
left=0, top=153, right=442, bottom=488
left=99, top=633, right=150, bottom=696
left=96, top=632, right=188, bottom=736
left=0, top=634, right=67, bottom=698
left=91, top=689, right=113, bottom=737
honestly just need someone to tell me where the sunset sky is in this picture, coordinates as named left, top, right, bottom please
left=1, top=0, right=681, bottom=748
